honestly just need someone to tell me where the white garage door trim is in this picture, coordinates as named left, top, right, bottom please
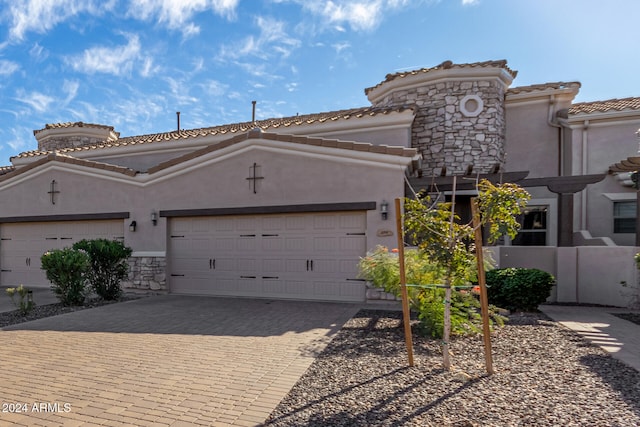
left=168, top=209, right=370, bottom=302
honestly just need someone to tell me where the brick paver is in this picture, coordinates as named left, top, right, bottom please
left=0, top=296, right=359, bottom=426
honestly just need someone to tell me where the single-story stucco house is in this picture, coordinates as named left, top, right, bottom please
left=1, top=59, right=639, bottom=305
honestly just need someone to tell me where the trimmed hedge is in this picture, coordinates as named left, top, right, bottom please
left=486, top=267, right=555, bottom=312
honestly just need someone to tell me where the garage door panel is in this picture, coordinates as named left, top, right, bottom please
left=262, top=258, right=284, bottom=273
left=261, top=236, right=283, bottom=251
left=1, top=220, right=124, bottom=288
left=313, top=236, right=338, bottom=252
left=169, top=211, right=366, bottom=301
left=237, top=258, right=257, bottom=272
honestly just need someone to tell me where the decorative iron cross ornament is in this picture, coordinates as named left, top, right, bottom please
left=48, top=180, right=60, bottom=205
left=246, top=162, right=264, bottom=194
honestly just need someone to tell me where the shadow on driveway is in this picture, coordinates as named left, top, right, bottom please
left=2, top=294, right=360, bottom=338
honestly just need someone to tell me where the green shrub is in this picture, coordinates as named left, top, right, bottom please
left=358, top=246, right=505, bottom=338
left=5, top=285, right=35, bottom=315
left=41, top=248, right=90, bottom=306
left=486, top=267, right=555, bottom=312
left=72, top=239, right=132, bottom=301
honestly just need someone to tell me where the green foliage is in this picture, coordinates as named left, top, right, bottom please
left=41, top=248, right=90, bottom=306
left=477, top=179, right=531, bottom=243
left=72, top=239, right=132, bottom=301
left=358, top=246, right=505, bottom=338
left=486, top=268, right=555, bottom=311
left=5, top=285, right=35, bottom=315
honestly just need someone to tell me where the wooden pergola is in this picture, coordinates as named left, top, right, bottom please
left=408, top=170, right=606, bottom=247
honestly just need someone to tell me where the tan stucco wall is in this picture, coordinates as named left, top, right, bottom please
left=505, top=101, right=561, bottom=178
left=0, top=143, right=408, bottom=255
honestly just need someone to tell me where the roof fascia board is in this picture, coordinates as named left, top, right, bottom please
left=12, top=110, right=415, bottom=166
left=145, top=138, right=417, bottom=185
left=367, top=67, right=514, bottom=104
left=506, top=89, right=578, bottom=105
left=2, top=137, right=418, bottom=190
left=564, top=111, right=640, bottom=127
left=0, top=163, right=144, bottom=192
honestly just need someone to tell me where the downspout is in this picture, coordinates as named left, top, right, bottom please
left=581, top=120, right=589, bottom=229
left=547, top=95, right=564, bottom=176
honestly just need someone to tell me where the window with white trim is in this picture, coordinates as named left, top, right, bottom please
left=512, top=206, right=548, bottom=246
left=613, top=201, right=636, bottom=233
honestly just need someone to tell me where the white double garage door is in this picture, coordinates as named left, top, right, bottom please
left=169, top=211, right=367, bottom=302
left=0, top=211, right=368, bottom=302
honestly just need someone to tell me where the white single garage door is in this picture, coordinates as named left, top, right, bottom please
left=0, top=220, right=124, bottom=288
left=169, top=211, right=367, bottom=302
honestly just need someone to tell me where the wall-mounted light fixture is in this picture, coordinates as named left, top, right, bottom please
left=151, top=211, right=158, bottom=226
left=129, top=221, right=137, bottom=232
left=380, top=200, right=389, bottom=220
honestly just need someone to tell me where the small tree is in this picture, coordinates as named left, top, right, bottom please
left=73, top=239, right=132, bottom=300
left=404, top=178, right=530, bottom=370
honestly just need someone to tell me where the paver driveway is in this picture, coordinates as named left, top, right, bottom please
left=0, top=296, right=360, bottom=426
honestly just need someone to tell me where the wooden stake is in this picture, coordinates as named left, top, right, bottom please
left=395, top=198, right=414, bottom=367
left=471, top=197, right=494, bottom=374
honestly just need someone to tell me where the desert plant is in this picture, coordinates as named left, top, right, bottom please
left=403, top=178, right=530, bottom=369
left=72, top=239, right=132, bottom=300
left=486, top=267, right=555, bottom=311
left=358, top=245, right=505, bottom=338
left=5, top=285, right=35, bottom=315
left=41, top=248, right=90, bottom=306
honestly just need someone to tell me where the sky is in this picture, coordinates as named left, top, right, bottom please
left=0, top=0, right=638, bottom=162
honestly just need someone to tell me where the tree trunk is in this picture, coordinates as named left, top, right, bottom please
left=443, top=276, right=452, bottom=370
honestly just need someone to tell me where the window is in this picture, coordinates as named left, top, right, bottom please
left=613, top=201, right=636, bottom=233
left=512, top=206, right=547, bottom=246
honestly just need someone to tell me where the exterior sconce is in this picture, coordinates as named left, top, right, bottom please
left=151, top=211, right=158, bottom=226
left=129, top=221, right=137, bottom=232
left=380, top=200, right=389, bottom=220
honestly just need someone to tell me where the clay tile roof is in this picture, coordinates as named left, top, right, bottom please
left=364, top=60, right=518, bottom=95
left=569, top=97, right=640, bottom=115
left=148, top=130, right=418, bottom=175
left=33, top=121, right=116, bottom=135
left=0, top=153, right=137, bottom=183
left=507, top=81, right=581, bottom=95
left=0, top=165, right=15, bottom=176
left=13, top=105, right=414, bottom=160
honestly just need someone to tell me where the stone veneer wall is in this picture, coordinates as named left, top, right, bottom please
left=372, top=80, right=507, bottom=176
left=122, top=256, right=167, bottom=293
left=38, top=135, right=109, bottom=152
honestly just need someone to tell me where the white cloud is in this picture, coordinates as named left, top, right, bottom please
left=62, top=80, right=79, bottom=106
left=332, top=41, right=351, bottom=53
left=280, top=0, right=414, bottom=32
left=0, top=59, right=20, bottom=76
left=126, top=0, right=240, bottom=37
left=29, top=43, right=48, bottom=62
left=3, top=0, right=116, bottom=41
left=6, top=126, right=31, bottom=151
left=201, top=79, right=227, bottom=96
left=462, top=0, right=479, bottom=4
left=14, top=89, right=54, bottom=113
left=66, top=34, right=144, bottom=76
left=218, top=16, right=301, bottom=61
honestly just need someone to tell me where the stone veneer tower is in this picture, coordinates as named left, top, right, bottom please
left=365, top=60, right=517, bottom=176
left=34, top=122, right=119, bottom=152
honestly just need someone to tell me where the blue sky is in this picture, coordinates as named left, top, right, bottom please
left=0, top=0, right=638, bottom=161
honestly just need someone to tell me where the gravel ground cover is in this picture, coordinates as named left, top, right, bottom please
left=265, top=310, right=640, bottom=427
left=613, top=312, right=640, bottom=326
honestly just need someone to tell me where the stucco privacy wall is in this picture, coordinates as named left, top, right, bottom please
left=0, top=135, right=412, bottom=292
left=493, top=246, right=640, bottom=307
